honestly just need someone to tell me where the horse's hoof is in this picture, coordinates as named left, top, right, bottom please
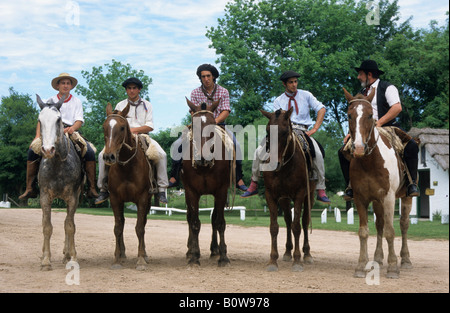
left=266, top=264, right=278, bottom=272
left=354, top=270, right=366, bottom=278
left=40, top=264, right=52, bottom=271
left=282, top=254, right=292, bottom=262
left=136, top=264, right=147, bottom=271
left=386, top=271, right=400, bottom=279
left=292, top=263, right=304, bottom=272
left=186, top=263, right=200, bottom=271
left=303, top=255, right=314, bottom=265
left=110, top=263, right=123, bottom=270
left=218, top=259, right=231, bottom=267
left=401, top=261, right=413, bottom=269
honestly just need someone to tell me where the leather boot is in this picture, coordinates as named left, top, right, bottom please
left=19, top=161, right=39, bottom=200
left=405, top=158, right=419, bottom=197
left=85, top=161, right=99, bottom=198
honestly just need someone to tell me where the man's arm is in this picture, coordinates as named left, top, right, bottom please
left=376, top=102, right=402, bottom=127
left=307, top=107, right=326, bottom=136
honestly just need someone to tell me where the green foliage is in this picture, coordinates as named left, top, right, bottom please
left=75, top=59, right=153, bottom=149
left=0, top=88, right=38, bottom=196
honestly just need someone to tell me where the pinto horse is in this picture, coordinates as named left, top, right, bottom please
left=181, top=99, right=233, bottom=267
left=343, top=88, right=412, bottom=279
left=102, top=102, right=156, bottom=270
left=261, top=108, right=316, bottom=272
left=36, top=94, right=84, bottom=271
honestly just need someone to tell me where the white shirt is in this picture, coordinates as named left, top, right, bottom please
left=273, top=89, right=325, bottom=127
left=366, top=79, right=401, bottom=120
left=115, top=98, right=154, bottom=131
left=49, top=94, right=84, bottom=126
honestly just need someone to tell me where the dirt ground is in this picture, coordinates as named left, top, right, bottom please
left=0, top=209, right=448, bottom=293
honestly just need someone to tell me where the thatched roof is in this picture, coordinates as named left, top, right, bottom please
left=408, top=128, right=449, bottom=171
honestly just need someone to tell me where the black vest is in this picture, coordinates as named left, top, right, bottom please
left=360, top=80, right=398, bottom=127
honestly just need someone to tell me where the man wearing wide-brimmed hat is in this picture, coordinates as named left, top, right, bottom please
left=19, top=73, right=99, bottom=200
left=338, top=60, right=420, bottom=199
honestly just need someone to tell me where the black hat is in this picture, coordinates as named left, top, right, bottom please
left=280, top=70, right=300, bottom=82
left=122, top=77, right=143, bottom=89
left=196, top=64, right=219, bottom=79
left=355, top=60, right=384, bottom=75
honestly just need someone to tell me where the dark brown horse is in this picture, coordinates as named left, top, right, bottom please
left=102, top=102, right=155, bottom=270
left=181, top=99, right=232, bottom=267
left=261, top=108, right=316, bottom=272
left=343, top=88, right=412, bottom=279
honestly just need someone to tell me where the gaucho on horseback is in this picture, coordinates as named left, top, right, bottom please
left=19, top=73, right=99, bottom=201
left=338, top=60, right=420, bottom=198
left=242, top=70, right=331, bottom=204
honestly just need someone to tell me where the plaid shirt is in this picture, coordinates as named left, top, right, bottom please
left=190, top=84, right=231, bottom=119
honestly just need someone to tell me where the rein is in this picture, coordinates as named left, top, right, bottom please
left=106, top=114, right=138, bottom=165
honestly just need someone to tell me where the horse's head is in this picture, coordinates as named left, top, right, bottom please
left=260, top=107, right=294, bottom=170
left=343, top=87, right=376, bottom=158
left=186, top=97, right=219, bottom=167
left=102, top=102, right=131, bottom=165
left=37, top=94, right=65, bottom=159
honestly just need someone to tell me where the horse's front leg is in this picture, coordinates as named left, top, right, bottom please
left=111, top=197, right=126, bottom=269
left=63, top=195, right=79, bottom=264
left=382, top=193, right=399, bottom=279
left=185, top=189, right=201, bottom=267
left=265, top=191, right=279, bottom=272
left=40, top=194, right=53, bottom=271
left=279, top=198, right=292, bottom=262
left=372, top=201, right=385, bottom=266
left=399, top=197, right=412, bottom=269
left=213, top=190, right=230, bottom=267
left=135, top=195, right=150, bottom=271
left=354, top=198, right=369, bottom=278
left=291, top=197, right=303, bottom=272
left=302, top=189, right=314, bottom=265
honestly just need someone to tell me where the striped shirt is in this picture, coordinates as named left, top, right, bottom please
left=190, top=84, right=231, bottom=119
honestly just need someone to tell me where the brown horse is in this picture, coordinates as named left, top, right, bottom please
left=102, top=102, right=155, bottom=270
left=181, top=99, right=232, bottom=267
left=343, top=88, right=412, bottom=279
left=261, top=108, right=316, bottom=272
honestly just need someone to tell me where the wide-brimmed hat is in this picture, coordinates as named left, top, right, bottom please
left=122, top=77, right=143, bottom=89
left=51, top=73, right=78, bottom=90
left=280, top=70, right=300, bottom=82
left=355, top=60, right=385, bottom=75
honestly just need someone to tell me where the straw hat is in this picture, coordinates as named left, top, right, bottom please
left=51, top=73, right=78, bottom=90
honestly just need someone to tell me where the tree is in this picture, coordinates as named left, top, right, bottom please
left=207, top=0, right=409, bottom=135
left=75, top=59, right=153, bottom=149
left=0, top=88, right=39, bottom=197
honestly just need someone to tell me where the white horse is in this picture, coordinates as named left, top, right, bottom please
left=36, top=94, right=83, bottom=271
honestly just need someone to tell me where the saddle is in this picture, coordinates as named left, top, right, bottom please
left=30, top=132, right=96, bottom=159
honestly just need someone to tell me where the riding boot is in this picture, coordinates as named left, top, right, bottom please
left=18, top=160, right=40, bottom=200
left=168, top=159, right=182, bottom=188
left=85, top=161, right=99, bottom=198
left=338, top=147, right=353, bottom=200
left=405, top=157, right=420, bottom=197
left=241, top=180, right=258, bottom=198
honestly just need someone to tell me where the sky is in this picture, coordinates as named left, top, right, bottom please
left=0, top=0, right=448, bottom=132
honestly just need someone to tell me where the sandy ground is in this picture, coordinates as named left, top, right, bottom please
left=0, top=208, right=448, bottom=293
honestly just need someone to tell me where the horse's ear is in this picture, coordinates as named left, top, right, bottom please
left=36, top=94, right=46, bottom=110
left=121, top=101, right=131, bottom=118
left=54, top=95, right=65, bottom=111
left=186, top=97, right=197, bottom=112
left=106, top=103, right=113, bottom=116
left=343, top=88, right=353, bottom=103
left=286, top=107, right=294, bottom=120
left=367, top=87, right=376, bottom=103
left=260, top=109, right=272, bottom=120
left=209, top=99, right=220, bottom=113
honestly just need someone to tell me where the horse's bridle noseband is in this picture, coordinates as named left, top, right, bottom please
left=105, top=114, right=138, bottom=165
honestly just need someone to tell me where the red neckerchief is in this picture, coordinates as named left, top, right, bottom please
left=285, top=91, right=298, bottom=114
left=57, top=94, right=72, bottom=103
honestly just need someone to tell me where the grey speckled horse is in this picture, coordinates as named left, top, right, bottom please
left=36, top=94, right=83, bottom=271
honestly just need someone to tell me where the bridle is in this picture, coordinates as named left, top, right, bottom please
left=105, top=114, right=138, bottom=165
left=349, top=99, right=379, bottom=156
